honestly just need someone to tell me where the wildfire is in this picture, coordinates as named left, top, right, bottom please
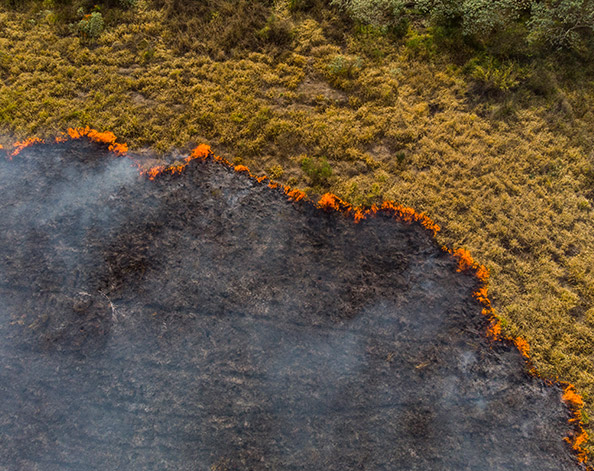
left=311, top=193, right=442, bottom=235
left=285, top=188, right=306, bottom=202
left=513, top=337, right=530, bottom=358
left=5, top=128, right=593, bottom=466
left=65, top=127, right=128, bottom=155
left=562, top=385, right=590, bottom=464
left=5, top=127, right=129, bottom=161
left=134, top=150, right=444, bottom=239
left=143, top=143, right=215, bottom=180
left=10, top=137, right=44, bottom=159
left=564, top=384, right=585, bottom=409
left=318, top=193, right=345, bottom=212
left=485, top=320, right=502, bottom=340
left=450, top=246, right=534, bottom=358
left=451, top=242, right=590, bottom=465
left=234, top=165, right=251, bottom=174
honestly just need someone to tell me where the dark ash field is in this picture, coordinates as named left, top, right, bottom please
left=0, top=140, right=581, bottom=470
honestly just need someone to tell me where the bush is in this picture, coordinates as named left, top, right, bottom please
left=333, top=0, right=594, bottom=55
left=327, top=54, right=362, bottom=83
left=330, top=0, right=407, bottom=30
left=528, top=0, right=594, bottom=51
left=301, top=156, right=333, bottom=185
left=408, top=0, right=531, bottom=41
left=325, top=54, right=363, bottom=89
left=117, top=0, right=137, bottom=7
left=257, top=13, right=294, bottom=46
left=75, top=10, right=104, bottom=40
left=466, top=56, right=523, bottom=92
left=288, top=0, right=316, bottom=11
left=152, top=0, right=275, bottom=55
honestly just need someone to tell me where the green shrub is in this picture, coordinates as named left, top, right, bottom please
left=333, top=0, right=594, bottom=55
left=288, top=0, right=316, bottom=11
left=528, top=0, right=594, bottom=51
left=405, top=28, right=437, bottom=58
left=117, top=0, right=137, bottom=8
left=152, top=0, right=273, bottom=55
left=0, top=51, right=11, bottom=71
left=75, top=10, right=104, bottom=40
left=301, top=156, right=333, bottom=185
left=466, top=56, right=523, bottom=92
left=330, top=0, right=407, bottom=30
left=327, top=54, right=362, bottom=79
left=268, top=164, right=284, bottom=179
left=258, top=13, right=294, bottom=46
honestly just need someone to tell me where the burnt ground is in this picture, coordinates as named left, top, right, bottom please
left=0, top=139, right=582, bottom=471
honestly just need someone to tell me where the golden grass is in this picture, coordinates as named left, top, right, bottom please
left=2, top=0, right=594, bottom=456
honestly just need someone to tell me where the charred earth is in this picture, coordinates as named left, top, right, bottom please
left=0, top=139, right=582, bottom=470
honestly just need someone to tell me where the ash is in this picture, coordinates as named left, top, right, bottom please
left=0, top=140, right=580, bottom=470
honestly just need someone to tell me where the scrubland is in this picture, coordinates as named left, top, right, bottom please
left=1, top=0, right=594, bottom=454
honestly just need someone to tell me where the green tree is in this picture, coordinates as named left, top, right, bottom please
left=528, top=0, right=594, bottom=50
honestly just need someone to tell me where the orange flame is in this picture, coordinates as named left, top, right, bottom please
left=318, top=193, right=344, bottom=212
left=6, top=128, right=128, bottom=161
left=234, top=164, right=251, bottom=174
left=562, top=385, right=590, bottom=463
left=513, top=337, right=530, bottom=358
left=10, top=137, right=45, bottom=159
left=285, top=188, right=306, bottom=202
left=564, top=385, right=585, bottom=409
left=143, top=144, right=213, bottom=180
left=65, top=126, right=128, bottom=155
left=310, top=193, right=442, bottom=235
left=452, top=247, right=478, bottom=273
left=486, top=321, right=502, bottom=340
left=189, top=144, right=211, bottom=160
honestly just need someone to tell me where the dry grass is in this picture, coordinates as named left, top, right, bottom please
left=2, top=0, right=594, bottom=454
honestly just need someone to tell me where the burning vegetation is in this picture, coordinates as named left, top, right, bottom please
left=0, top=130, right=591, bottom=470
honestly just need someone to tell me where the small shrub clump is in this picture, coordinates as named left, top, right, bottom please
left=330, top=0, right=407, bottom=30
left=74, top=9, right=104, bottom=40
left=326, top=54, right=362, bottom=88
left=466, top=56, right=524, bottom=93
left=301, top=156, right=333, bottom=185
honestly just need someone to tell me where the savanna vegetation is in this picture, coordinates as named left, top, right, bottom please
left=2, top=0, right=594, bottom=456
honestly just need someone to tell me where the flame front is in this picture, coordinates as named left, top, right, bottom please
left=4, top=127, right=128, bottom=161
left=10, top=137, right=44, bottom=159
left=563, top=385, right=590, bottom=463
left=450, top=243, right=590, bottom=465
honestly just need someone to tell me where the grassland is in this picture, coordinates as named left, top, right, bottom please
left=2, top=0, right=594, bottom=454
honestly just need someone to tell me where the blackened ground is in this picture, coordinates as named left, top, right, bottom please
left=0, top=140, right=581, bottom=471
